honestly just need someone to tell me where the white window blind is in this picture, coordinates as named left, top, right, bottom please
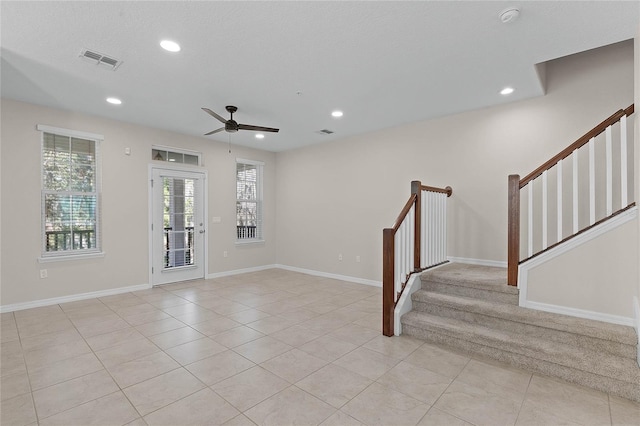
left=39, top=125, right=102, bottom=258
left=236, top=159, right=263, bottom=241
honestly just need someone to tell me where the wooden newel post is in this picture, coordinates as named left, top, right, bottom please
left=382, top=228, right=395, bottom=336
left=507, top=175, right=520, bottom=286
left=411, top=181, right=421, bottom=272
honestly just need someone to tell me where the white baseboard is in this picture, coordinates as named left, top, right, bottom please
left=0, top=283, right=151, bottom=313
left=275, top=264, right=382, bottom=287
left=447, top=257, right=507, bottom=268
left=207, top=264, right=277, bottom=279
left=522, top=300, right=634, bottom=327
left=1, top=265, right=379, bottom=314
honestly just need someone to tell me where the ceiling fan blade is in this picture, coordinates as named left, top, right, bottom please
left=238, top=123, right=279, bottom=133
left=201, top=108, right=227, bottom=124
left=204, top=127, right=225, bottom=135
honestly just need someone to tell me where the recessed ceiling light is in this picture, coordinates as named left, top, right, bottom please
left=255, top=134, right=265, bottom=139
left=331, top=110, right=343, bottom=118
left=106, top=97, right=122, bottom=105
left=160, top=40, right=181, bottom=52
left=500, top=87, right=515, bottom=95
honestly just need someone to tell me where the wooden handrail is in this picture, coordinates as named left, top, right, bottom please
left=421, top=185, right=453, bottom=197
left=520, top=104, right=634, bottom=187
left=390, top=193, right=417, bottom=231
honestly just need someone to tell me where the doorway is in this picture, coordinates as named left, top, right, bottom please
left=150, top=166, right=207, bottom=285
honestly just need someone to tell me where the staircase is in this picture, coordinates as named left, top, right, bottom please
left=401, top=263, right=640, bottom=402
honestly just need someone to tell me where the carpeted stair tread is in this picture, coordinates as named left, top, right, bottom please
left=421, top=263, right=517, bottom=295
left=401, top=311, right=640, bottom=386
left=412, top=290, right=637, bottom=346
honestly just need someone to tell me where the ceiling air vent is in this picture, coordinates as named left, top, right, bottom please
left=79, top=49, right=123, bottom=71
left=316, top=129, right=334, bottom=135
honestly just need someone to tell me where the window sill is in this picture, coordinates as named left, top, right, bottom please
left=235, top=239, right=265, bottom=246
left=38, top=251, right=105, bottom=263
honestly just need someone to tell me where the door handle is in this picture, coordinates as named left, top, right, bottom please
left=199, top=230, right=205, bottom=234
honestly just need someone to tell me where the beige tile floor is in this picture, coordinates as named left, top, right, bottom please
left=1, top=269, right=639, bottom=425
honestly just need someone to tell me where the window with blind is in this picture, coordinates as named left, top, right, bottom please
left=39, top=125, right=102, bottom=258
left=236, top=159, right=264, bottom=242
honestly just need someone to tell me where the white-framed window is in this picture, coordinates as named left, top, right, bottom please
left=38, top=125, right=102, bottom=260
left=236, top=158, right=264, bottom=242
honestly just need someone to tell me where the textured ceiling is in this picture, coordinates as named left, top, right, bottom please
left=1, top=1, right=638, bottom=152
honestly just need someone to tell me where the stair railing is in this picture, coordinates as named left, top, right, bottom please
left=383, top=181, right=452, bottom=336
left=508, top=104, right=635, bottom=286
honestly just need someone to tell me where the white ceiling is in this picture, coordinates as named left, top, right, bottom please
left=1, top=1, right=638, bottom=152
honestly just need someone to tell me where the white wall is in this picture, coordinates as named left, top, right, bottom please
left=525, top=214, right=638, bottom=320
left=0, top=99, right=277, bottom=306
left=275, top=40, right=634, bottom=283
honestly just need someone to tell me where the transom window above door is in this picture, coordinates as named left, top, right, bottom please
left=152, top=146, right=201, bottom=166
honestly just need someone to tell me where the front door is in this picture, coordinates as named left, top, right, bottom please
left=151, top=167, right=206, bottom=285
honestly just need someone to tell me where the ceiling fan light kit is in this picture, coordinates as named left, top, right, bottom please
left=499, top=7, right=520, bottom=24
left=202, top=105, right=279, bottom=136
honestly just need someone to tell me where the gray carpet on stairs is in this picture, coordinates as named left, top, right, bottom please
left=401, top=263, right=640, bottom=402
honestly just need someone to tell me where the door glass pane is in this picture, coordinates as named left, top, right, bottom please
left=163, top=177, right=196, bottom=269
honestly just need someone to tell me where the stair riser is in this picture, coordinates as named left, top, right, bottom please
left=402, top=324, right=640, bottom=402
left=401, top=316, right=638, bottom=385
left=421, top=281, right=519, bottom=305
left=412, top=300, right=637, bottom=360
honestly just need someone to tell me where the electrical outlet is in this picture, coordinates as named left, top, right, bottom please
left=223, top=251, right=228, bottom=258
left=338, top=254, right=343, bottom=261
left=40, top=269, right=48, bottom=279
left=356, top=256, right=361, bottom=263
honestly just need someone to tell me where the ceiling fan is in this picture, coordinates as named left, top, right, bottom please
left=202, top=105, right=279, bottom=135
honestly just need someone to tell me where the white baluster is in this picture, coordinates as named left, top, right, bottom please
left=427, top=192, right=435, bottom=266
left=528, top=181, right=533, bottom=258
left=542, top=170, right=548, bottom=250
left=423, top=193, right=429, bottom=267
left=395, top=231, right=401, bottom=295
left=409, top=206, right=414, bottom=273
left=589, top=138, right=595, bottom=226
left=620, top=116, right=628, bottom=207
left=421, top=191, right=427, bottom=267
left=573, top=149, right=579, bottom=233
left=402, top=218, right=408, bottom=280
left=436, top=193, right=440, bottom=264
left=606, top=125, right=612, bottom=216
left=422, top=191, right=433, bottom=267
left=557, top=160, right=563, bottom=242
left=437, top=193, right=442, bottom=263
left=443, top=192, right=448, bottom=263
